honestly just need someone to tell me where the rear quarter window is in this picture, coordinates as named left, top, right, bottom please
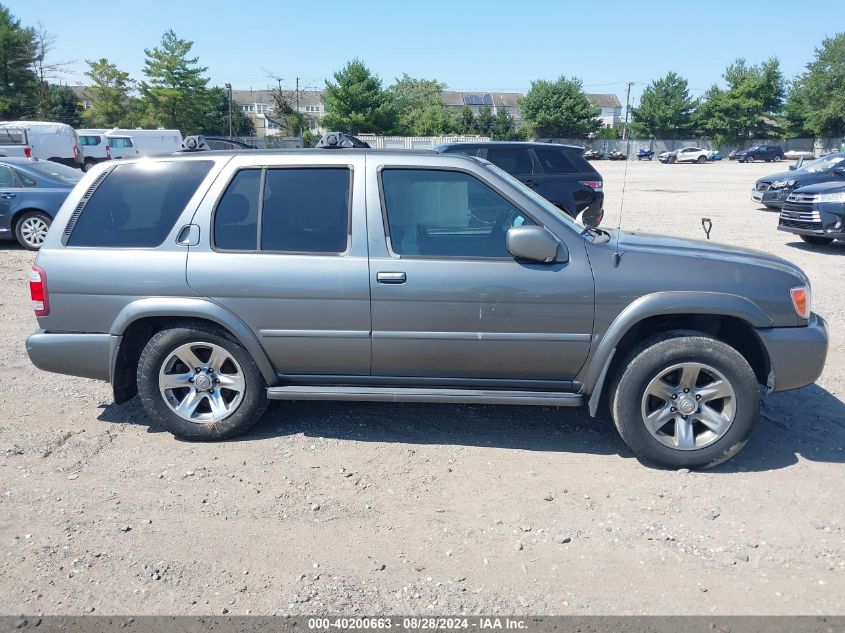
left=66, top=161, right=213, bottom=247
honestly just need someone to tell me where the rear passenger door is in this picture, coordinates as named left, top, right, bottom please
left=186, top=154, right=371, bottom=377
left=530, top=147, right=598, bottom=216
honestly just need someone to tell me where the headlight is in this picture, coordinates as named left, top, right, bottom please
left=790, top=286, right=811, bottom=320
left=815, top=191, right=845, bottom=203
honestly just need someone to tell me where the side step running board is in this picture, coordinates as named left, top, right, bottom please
left=266, top=386, right=583, bottom=407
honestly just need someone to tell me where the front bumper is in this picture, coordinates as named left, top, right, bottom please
left=751, top=186, right=792, bottom=207
left=757, top=313, right=828, bottom=392
left=26, top=330, right=117, bottom=382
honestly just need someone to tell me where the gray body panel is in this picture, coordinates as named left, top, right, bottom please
left=24, top=149, right=828, bottom=415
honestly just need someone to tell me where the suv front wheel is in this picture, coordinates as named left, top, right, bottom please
left=137, top=323, right=269, bottom=440
left=610, top=333, right=759, bottom=469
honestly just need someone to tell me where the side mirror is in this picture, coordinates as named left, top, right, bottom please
left=506, top=225, right=567, bottom=263
left=833, top=166, right=845, bottom=175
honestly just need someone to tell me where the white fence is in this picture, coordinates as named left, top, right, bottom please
left=356, top=135, right=491, bottom=150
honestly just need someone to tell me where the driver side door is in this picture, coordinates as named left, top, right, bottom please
left=368, top=166, right=594, bottom=383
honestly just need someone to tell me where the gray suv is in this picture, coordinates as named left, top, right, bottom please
left=25, top=149, right=828, bottom=469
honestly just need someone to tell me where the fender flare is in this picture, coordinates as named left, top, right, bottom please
left=110, top=297, right=278, bottom=384
left=582, top=291, right=771, bottom=416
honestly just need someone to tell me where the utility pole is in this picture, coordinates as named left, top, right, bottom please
left=622, top=81, right=633, bottom=141
left=295, top=77, right=301, bottom=137
left=225, top=83, right=233, bottom=140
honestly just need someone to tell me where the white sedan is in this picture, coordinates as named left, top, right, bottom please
left=659, top=147, right=710, bottom=164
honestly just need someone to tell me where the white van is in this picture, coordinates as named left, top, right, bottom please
left=77, top=129, right=137, bottom=169
left=0, top=121, right=83, bottom=169
left=105, top=128, right=183, bottom=156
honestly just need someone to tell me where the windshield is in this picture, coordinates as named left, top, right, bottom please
left=26, top=161, right=82, bottom=184
left=800, top=154, right=845, bottom=173
left=484, top=163, right=584, bottom=230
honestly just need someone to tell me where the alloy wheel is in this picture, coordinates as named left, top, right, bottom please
left=159, top=341, right=245, bottom=423
left=640, top=362, right=736, bottom=450
left=19, top=216, right=50, bottom=248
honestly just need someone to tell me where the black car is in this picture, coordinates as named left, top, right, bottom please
left=735, top=145, right=784, bottom=163
left=436, top=142, right=604, bottom=226
left=778, top=181, right=845, bottom=246
left=753, top=152, right=845, bottom=209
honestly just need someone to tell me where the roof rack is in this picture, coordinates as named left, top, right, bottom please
left=316, top=132, right=371, bottom=149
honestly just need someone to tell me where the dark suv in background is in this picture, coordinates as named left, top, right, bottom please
left=436, top=142, right=604, bottom=226
left=735, top=145, right=785, bottom=163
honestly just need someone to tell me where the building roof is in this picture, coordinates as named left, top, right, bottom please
left=441, top=91, right=522, bottom=108
left=586, top=93, right=622, bottom=108
left=67, top=85, right=93, bottom=100
left=231, top=89, right=323, bottom=108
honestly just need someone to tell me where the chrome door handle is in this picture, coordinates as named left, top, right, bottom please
left=0, top=193, right=15, bottom=199
left=377, top=272, right=406, bottom=284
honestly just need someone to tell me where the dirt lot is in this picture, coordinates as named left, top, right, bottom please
left=1, top=159, right=843, bottom=616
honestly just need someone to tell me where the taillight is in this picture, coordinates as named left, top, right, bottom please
left=30, top=265, right=49, bottom=317
left=106, top=145, right=111, bottom=160
left=24, top=146, right=32, bottom=158
left=581, top=180, right=603, bottom=190
left=790, top=286, right=811, bottom=320
left=73, top=144, right=79, bottom=159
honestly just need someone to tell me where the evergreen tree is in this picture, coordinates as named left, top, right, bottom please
left=519, top=77, right=601, bottom=138
left=0, top=4, right=36, bottom=119
left=83, top=58, right=135, bottom=127
left=785, top=33, right=845, bottom=138
left=630, top=72, right=697, bottom=139
left=321, top=59, right=397, bottom=134
left=44, top=84, right=83, bottom=127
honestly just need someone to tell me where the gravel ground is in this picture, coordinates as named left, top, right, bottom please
left=0, top=159, right=843, bottom=616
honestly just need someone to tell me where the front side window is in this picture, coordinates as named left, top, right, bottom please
left=67, top=161, right=212, bottom=247
left=381, top=168, right=533, bottom=258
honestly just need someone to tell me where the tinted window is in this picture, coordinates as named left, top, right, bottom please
left=442, top=146, right=479, bottom=157
left=261, top=168, right=350, bottom=253
left=214, top=169, right=261, bottom=250
left=109, top=137, right=133, bottom=148
left=0, top=165, right=15, bottom=187
left=13, top=169, right=37, bottom=187
left=26, top=161, right=82, bottom=184
left=484, top=148, right=535, bottom=175
left=534, top=148, right=578, bottom=174
left=381, top=169, right=533, bottom=258
left=68, top=161, right=212, bottom=247
left=79, top=135, right=101, bottom=146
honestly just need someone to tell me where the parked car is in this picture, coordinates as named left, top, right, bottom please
left=752, top=152, right=845, bottom=209
left=659, top=147, right=709, bottom=164
left=607, top=149, right=627, bottom=161
left=0, top=121, right=83, bottom=169
left=707, top=150, right=723, bottom=161
left=636, top=149, right=654, bottom=161
left=436, top=141, right=604, bottom=226
left=728, top=149, right=738, bottom=160
left=735, top=145, right=785, bottom=163
left=784, top=149, right=815, bottom=160
left=82, top=128, right=184, bottom=157
left=25, top=147, right=827, bottom=469
left=583, top=148, right=604, bottom=160
left=777, top=181, right=845, bottom=246
left=77, top=130, right=137, bottom=169
left=0, top=157, right=81, bottom=249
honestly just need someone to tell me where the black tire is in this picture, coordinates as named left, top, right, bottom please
left=82, top=159, right=95, bottom=172
left=668, top=155, right=676, bottom=164
left=609, top=332, right=760, bottom=469
left=137, top=322, right=269, bottom=440
left=14, top=210, right=51, bottom=250
left=774, top=154, right=783, bottom=162
left=697, top=155, right=707, bottom=164
left=800, top=235, right=834, bottom=245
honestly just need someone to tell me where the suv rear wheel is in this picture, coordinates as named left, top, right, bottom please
left=137, top=323, right=268, bottom=440
left=610, top=333, right=759, bottom=469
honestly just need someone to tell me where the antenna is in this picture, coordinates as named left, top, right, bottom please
left=614, top=81, right=635, bottom=267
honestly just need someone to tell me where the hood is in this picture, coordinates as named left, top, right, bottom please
left=616, top=230, right=806, bottom=280
left=794, top=180, right=845, bottom=194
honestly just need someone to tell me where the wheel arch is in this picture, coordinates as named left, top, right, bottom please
left=581, top=292, right=773, bottom=417
left=109, top=298, right=277, bottom=403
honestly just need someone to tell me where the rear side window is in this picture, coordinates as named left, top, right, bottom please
left=0, top=165, right=15, bottom=187
left=534, top=148, right=578, bottom=174
left=213, top=167, right=351, bottom=254
left=67, top=161, right=212, bottom=247
left=79, top=135, right=101, bottom=146
left=13, top=169, right=37, bottom=187
left=484, top=148, right=536, bottom=175
left=262, top=168, right=350, bottom=253
left=442, top=146, right=480, bottom=157
left=109, top=137, right=133, bottom=148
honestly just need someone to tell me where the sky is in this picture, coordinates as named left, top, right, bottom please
left=9, top=0, right=845, bottom=107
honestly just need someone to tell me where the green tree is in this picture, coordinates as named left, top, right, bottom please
left=44, top=84, right=83, bottom=127
left=474, top=105, right=494, bottom=136
left=630, top=71, right=697, bottom=139
left=785, top=33, right=845, bottom=138
left=139, top=30, right=211, bottom=133
left=456, top=106, right=475, bottom=134
left=83, top=58, right=135, bottom=127
left=321, top=59, right=397, bottom=134
left=491, top=107, right=525, bottom=140
left=695, top=58, right=785, bottom=144
left=519, top=76, right=601, bottom=138
left=389, top=74, right=454, bottom=135
left=0, top=4, right=36, bottom=119
left=197, top=86, right=255, bottom=137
